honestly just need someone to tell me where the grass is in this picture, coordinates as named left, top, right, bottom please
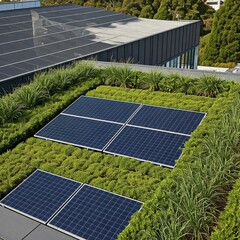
left=14, top=83, right=49, bottom=109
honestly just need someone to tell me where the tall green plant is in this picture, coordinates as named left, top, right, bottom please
left=102, top=65, right=134, bottom=88
left=141, top=71, right=164, bottom=91
left=14, top=83, right=49, bottom=109
left=0, top=96, right=22, bottom=124
left=196, top=75, right=224, bottom=97
left=72, top=61, right=98, bottom=82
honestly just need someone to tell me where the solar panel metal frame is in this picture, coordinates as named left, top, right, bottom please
left=0, top=169, right=82, bottom=224
left=47, top=184, right=143, bottom=240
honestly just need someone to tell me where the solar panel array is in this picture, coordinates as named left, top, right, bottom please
left=36, top=114, right=123, bottom=151
left=49, top=185, right=142, bottom=240
left=35, top=96, right=205, bottom=167
left=0, top=170, right=81, bottom=223
left=0, top=170, right=142, bottom=240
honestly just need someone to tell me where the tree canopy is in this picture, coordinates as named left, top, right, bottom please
left=202, top=0, right=240, bottom=65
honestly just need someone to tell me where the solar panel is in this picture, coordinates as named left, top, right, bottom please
left=49, top=185, right=142, bottom=240
left=63, top=96, right=141, bottom=123
left=129, top=105, right=206, bottom=135
left=35, top=114, right=123, bottom=151
left=0, top=170, right=81, bottom=223
left=104, top=126, right=189, bottom=167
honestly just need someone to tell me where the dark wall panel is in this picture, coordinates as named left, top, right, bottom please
left=117, top=46, right=125, bottom=61
left=157, top=34, right=163, bottom=64
left=132, top=42, right=139, bottom=63
left=145, top=38, right=151, bottom=65
left=152, top=35, right=158, bottom=65
left=138, top=39, right=145, bottom=63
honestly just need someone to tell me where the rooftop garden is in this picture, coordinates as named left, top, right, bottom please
left=0, top=61, right=240, bottom=239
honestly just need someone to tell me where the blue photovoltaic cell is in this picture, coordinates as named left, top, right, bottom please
left=35, top=114, right=122, bottom=151
left=49, top=185, right=142, bottom=240
left=63, top=96, right=140, bottom=123
left=0, top=170, right=81, bottom=223
left=105, top=126, right=189, bottom=167
left=129, top=105, right=205, bottom=134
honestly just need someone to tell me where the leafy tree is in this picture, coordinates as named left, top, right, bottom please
left=202, top=0, right=240, bottom=65
left=154, top=0, right=214, bottom=21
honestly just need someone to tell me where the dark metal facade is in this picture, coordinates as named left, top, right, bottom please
left=93, top=21, right=200, bottom=67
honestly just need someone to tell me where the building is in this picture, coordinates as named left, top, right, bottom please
left=0, top=4, right=200, bottom=92
left=206, top=0, right=224, bottom=10
left=0, top=0, right=40, bottom=11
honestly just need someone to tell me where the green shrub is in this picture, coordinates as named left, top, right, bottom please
left=195, top=75, right=227, bottom=97
left=211, top=178, right=240, bottom=240
left=140, top=71, right=164, bottom=91
left=14, top=83, right=49, bottom=109
left=0, top=79, right=100, bottom=154
left=0, top=95, right=23, bottom=124
left=101, top=65, right=134, bottom=87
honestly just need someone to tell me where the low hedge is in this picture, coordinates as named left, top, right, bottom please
left=210, top=171, right=240, bottom=239
left=87, top=86, right=215, bottom=112
left=0, top=79, right=100, bottom=154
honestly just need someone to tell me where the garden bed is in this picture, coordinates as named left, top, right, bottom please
left=1, top=62, right=240, bottom=239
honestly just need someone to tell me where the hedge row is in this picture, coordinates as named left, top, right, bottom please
left=87, top=85, right=215, bottom=112
left=86, top=85, right=240, bottom=239
left=0, top=79, right=100, bottom=154
left=100, top=64, right=234, bottom=97
left=211, top=177, right=240, bottom=239
left=0, top=61, right=98, bottom=124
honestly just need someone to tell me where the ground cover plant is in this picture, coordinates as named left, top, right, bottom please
left=1, top=61, right=240, bottom=239
left=0, top=138, right=170, bottom=202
